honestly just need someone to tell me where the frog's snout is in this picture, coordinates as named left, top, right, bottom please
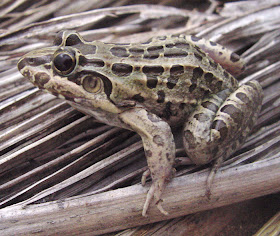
left=17, top=56, right=27, bottom=72
left=17, top=53, right=36, bottom=77
left=17, top=56, right=33, bottom=81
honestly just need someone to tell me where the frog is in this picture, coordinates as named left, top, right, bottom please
left=17, top=31, right=263, bottom=217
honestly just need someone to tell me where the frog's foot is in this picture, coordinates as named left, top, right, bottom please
left=205, top=155, right=224, bottom=199
left=142, top=180, right=169, bottom=217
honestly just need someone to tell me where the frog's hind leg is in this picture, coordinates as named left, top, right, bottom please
left=183, top=81, right=263, bottom=196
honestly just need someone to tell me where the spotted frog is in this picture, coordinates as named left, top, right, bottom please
left=18, top=31, right=263, bottom=216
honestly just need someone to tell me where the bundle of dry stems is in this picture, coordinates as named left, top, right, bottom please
left=0, top=0, right=280, bottom=235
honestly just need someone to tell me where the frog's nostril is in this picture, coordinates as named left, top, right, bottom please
left=27, top=57, right=35, bottom=65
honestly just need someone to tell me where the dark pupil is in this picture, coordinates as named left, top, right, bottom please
left=54, top=53, right=73, bottom=72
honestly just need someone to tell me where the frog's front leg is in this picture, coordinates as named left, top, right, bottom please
left=119, top=108, right=175, bottom=217
left=183, top=81, right=263, bottom=194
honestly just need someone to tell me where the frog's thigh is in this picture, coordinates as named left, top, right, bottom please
left=183, top=80, right=263, bottom=165
left=185, top=35, right=245, bottom=76
left=119, top=108, right=175, bottom=216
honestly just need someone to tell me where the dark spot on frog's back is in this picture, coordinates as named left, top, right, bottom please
left=147, top=45, right=164, bottom=54
left=170, top=65, right=184, bottom=75
left=165, top=43, right=175, bottom=48
left=65, top=33, right=83, bottom=46
left=143, top=65, right=164, bottom=89
left=142, top=66, right=164, bottom=75
left=191, top=67, right=204, bottom=82
left=167, top=65, right=183, bottom=89
left=194, top=53, right=203, bottom=61
left=146, top=77, right=158, bottom=89
left=110, top=47, right=129, bottom=57
left=144, top=54, right=159, bottom=60
left=167, top=76, right=179, bottom=89
left=112, top=63, right=132, bottom=76
left=129, top=47, right=144, bottom=55
left=174, top=42, right=190, bottom=49
left=204, top=72, right=214, bottom=82
left=84, top=58, right=105, bottom=67
left=164, top=50, right=188, bottom=58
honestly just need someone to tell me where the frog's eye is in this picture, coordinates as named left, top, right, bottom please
left=82, top=75, right=103, bottom=93
left=53, top=50, right=76, bottom=76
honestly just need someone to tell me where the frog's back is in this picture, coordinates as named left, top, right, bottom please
left=92, top=35, right=238, bottom=113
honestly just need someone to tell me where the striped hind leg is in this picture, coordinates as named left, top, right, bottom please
left=183, top=81, right=263, bottom=195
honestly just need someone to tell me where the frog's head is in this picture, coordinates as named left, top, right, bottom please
left=17, top=31, right=121, bottom=114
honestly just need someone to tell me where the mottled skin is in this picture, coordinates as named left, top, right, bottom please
left=18, top=31, right=263, bottom=216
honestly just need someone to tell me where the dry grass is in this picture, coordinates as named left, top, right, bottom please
left=0, top=0, right=280, bottom=235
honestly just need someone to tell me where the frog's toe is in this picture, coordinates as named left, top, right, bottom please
left=156, top=200, right=169, bottom=216
left=142, top=179, right=168, bottom=216
left=206, top=155, right=224, bottom=199
left=142, top=181, right=154, bottom=216
left=141, top=169, right=150, bottom=186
